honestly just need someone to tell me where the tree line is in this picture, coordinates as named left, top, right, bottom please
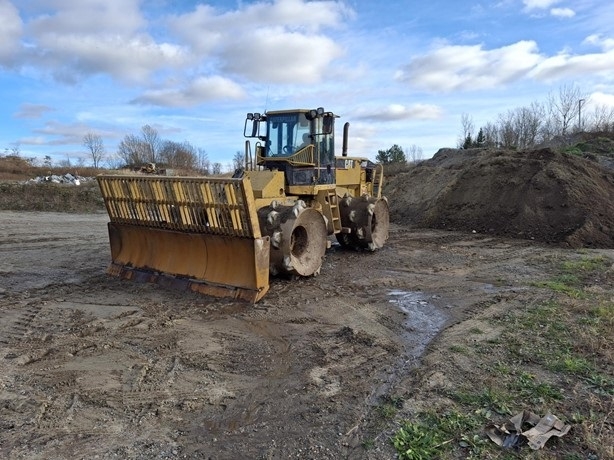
left=459, top=83, right=614, bottom=150
left=375, top=143, right=423, bottom=165
left=82, top=125, right=216, bottom=174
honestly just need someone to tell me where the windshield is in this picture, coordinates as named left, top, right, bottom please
left=266, top=112, right=311, bottom=157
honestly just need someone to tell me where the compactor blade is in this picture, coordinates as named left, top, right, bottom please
left=97, top=175, right=270, bottom=302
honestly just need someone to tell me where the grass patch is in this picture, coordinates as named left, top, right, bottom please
left=532, top=276, right=583, bottom=298
left=450, top=387, right=513, bottom=416
left=390, top=253, right=613, bottom=459
left=510, top=371, right=563, bottom=402
left=392, top=410, right=488, bottom=460
left=448, top=344, right=468, bottom=354
left=377, top=395, right=403, bottom=419
left=561, top=255, right=609, bottom=273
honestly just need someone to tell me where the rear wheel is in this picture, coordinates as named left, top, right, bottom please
left=336, top=194, right=389, bottom=251
left=258, top=201, right=328, bottom=277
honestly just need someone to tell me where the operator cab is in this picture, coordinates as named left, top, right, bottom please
left=244, top=107, right=337, bottom=186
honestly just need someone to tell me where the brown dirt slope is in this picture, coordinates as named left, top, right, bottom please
left=386, top=147, right=614, bottom=248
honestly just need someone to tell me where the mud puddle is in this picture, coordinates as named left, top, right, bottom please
left=362, top=290, right=448, bottom=409
left=388, top=290, right=448, bottom=369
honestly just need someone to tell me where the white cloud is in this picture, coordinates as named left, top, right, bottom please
left=38, top=35, right=185, bottom=84
left=355, top=104, right=443, bottom=121
left=589, top=91, right=614, bottom=107
left=14, top=103, right=54, bottom=119
left=23, top=0, right=185, bottom=83
left=584, top=34, right=614, bottom=51
left=18, top=136, right=48, bottom=146
left=132, top=76, right=246, bottom=107
left=550, top=7, right=575, bottom=18
left=28, top=0, right=145, bottom=36
left=0, top=0, right=22, bottom=63
left=522, top=0, right=560, bottom=11
left=530, top=48, right=614, bottom=81
left=5, top=0, right=350, bottom=87
left=221, top=28, right=343, bottom=84
left=169, top=0, right=351, bottom=49
left=167, top=0, right=350, bottom=84
left=396, top=41, right=542, bottom=92
left=30, top=120, right=92, bottom=145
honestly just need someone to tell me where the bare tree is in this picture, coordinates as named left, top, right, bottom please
left=58, top=155, right=72, bottom=167
left=405, top=144, right=423, bottom=163
left=141, top=125, right=162, bottom=163
left=458, top=113, right=475, bottom=148
left=546, top=83, right=588, bottom=137
left=197, top=148, right=210, bottom=175
left=4, top=143, right=21, bottom=157
left=83, top=132, right=105, bottom=168
left=105, top=154, right=124, bottom=169
left=491, top=104, right=540, bottom=150
left=212, top=162, right=222, bottom=175
left=481, top=121, right=499, bottom=148
left=232, top=151, right=244, bottom=171
left=497, top=111, right=517, bottom=149
left=588, top=105, right=614, bottom=133
left=160, top=140, right=198, bottom=169
left=117, top=134, right=146, bottom=167
left=458, top=83, right=614, bottom=150
left=515, top=104, right=542, bottom=148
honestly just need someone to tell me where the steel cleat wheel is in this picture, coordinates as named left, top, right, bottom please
left=337, top=195, right=389, bottom=251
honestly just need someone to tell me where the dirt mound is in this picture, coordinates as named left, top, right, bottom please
left=0, top=181, right=104, bottom=212
left=386, top=148, right=614, bottom=248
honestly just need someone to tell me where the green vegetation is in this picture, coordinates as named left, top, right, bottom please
left=377, top=395, right=404, bottom=420
left=393, top=410, right=487, bottom=460
left=376, top=144, right=407, bottom=164
left=390, top=255, right=613, bottom=459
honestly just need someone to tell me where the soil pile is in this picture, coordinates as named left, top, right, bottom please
left=385, top=147, right=614, bottom=248
left=0, top=181, right=103, bottom=212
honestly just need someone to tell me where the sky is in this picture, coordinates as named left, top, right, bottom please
left=1, top=0, right=614, bottom=168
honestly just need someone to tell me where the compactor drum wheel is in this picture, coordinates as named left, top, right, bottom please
left=337, top=194, right=390, bottom=251
left=258, top=201, right=328, bottom=277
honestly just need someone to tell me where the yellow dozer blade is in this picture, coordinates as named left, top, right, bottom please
left=97, top=175, right=270, bottom=302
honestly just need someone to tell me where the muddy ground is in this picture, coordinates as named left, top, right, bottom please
left=1, top=143, right=613, bottom=459
left=1, top=210, right=607, bottom=459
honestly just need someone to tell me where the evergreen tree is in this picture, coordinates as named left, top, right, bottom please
left=376, top=144, right=407, bottom=164
left=462, top=134, right=473, bottom=149
left=476, top=128, right=485, bottom=147
left=376, top=149, right=390, bottom=164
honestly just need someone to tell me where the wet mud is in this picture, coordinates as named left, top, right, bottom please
left=0, top=211, right=574, bottom=459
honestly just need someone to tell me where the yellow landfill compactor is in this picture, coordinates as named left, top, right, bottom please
left=97, top=107, right=389, bottom=302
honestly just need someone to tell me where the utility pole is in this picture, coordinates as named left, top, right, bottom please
left=578, top=98, right=585, bottom=131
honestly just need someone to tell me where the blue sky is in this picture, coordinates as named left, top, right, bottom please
left=1, top=0, right=613, bottom=168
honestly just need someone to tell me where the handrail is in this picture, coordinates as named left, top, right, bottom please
left=374, top=164, right=384, bottom=198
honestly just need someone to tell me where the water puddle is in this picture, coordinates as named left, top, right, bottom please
left=388, top=290, right=448, bottom=368
left=367, top=291, right=449, bottom=404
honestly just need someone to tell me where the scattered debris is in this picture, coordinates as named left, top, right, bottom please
left=486, top=410, right=571, bottom=450
left=25, top=173, right=94, bottom=185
